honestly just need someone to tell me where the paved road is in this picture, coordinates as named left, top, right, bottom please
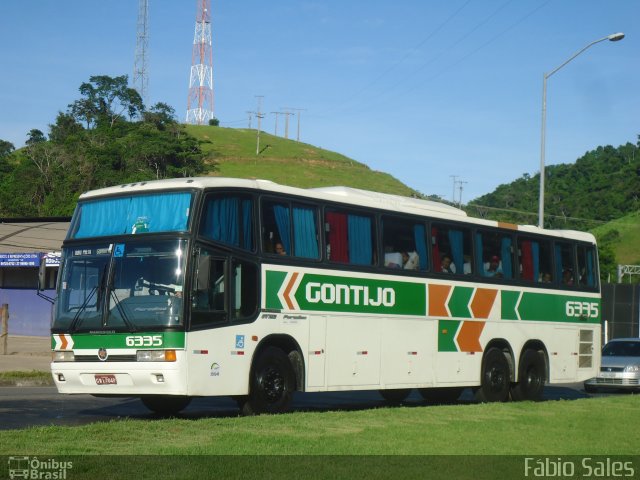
left=0, top=383, right=613, bottom=431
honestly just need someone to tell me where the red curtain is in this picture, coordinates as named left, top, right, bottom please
left=521, top=240, right=533, bottom=281
left=326, top=212, right=349, bottom=263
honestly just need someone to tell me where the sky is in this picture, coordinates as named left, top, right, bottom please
left=0, top=0, right=638, bottom=202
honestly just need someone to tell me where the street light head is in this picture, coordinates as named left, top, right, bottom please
left=608, top=32, right=625, bottom=42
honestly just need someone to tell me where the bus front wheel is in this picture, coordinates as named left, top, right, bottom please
left=474, top=348, right=511, bottom=403
left=241, top=346, right=295, bottom=415
left=510, top=349, right=546, bottom=401
left=140, top=395, right=191, bottom=415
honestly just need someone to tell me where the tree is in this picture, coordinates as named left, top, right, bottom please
left=68, top=75, right=144, bottom=128
left=0, top=139, right=14, bottom=158
left=209, top=117, right=220, bottom=126
left=25, top=129, right=46, bottom=146
left=143, top=102, right=177, bottom=130
left=49, top=112, right=83, bottom=144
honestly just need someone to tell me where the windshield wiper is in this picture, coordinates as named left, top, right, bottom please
left=108, top=289, right=137, bottom=333
left=69, top=265, right=107, bottom=332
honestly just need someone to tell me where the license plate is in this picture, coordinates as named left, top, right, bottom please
left=600, top=372, right=616, bottom=379
left=95, top=374, right=117, bottom=385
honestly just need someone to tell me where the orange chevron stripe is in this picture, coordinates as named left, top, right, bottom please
left=457, top=321, right=485, bottom=352
left=283, top=272, right=299, bottom=310
left=60, top=334, right=69, bottom=350
left=470, top=288, right=498, bottom=319
left=428, top=284, right=451, bottom=317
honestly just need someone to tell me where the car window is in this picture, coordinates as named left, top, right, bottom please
left=602, top=341, right=640, bottom=357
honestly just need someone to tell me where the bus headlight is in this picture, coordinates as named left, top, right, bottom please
left=52, top=351, right=75, bottom=362
left=136, top=350, right=177, bottom=362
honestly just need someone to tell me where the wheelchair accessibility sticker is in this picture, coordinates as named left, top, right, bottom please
left=235, top=335, right=245, bottom=349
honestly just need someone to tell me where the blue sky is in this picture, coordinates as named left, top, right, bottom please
left=0, top=1, right=637, bottom=202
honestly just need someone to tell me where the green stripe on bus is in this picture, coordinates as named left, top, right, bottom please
left=501, top=290, right=520, bottom=321
left=265, top=270, right=287, bottom=309
left=438, top=320, right=460, bottom=352
left=448, top=286, right=473, bottom=318
left=518, top=293, right=600, bottom=324
left=53, top=331, right=185, bottom=350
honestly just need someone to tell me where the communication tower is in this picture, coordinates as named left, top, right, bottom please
left=133, top=0, right=150, bottom=104
left=186, top=0, right=214, bottom=124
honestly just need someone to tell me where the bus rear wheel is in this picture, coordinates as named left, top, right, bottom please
left=379, top=388, right=411, bottom=404
left=475, top=348, right=511, bottom=403
left=140, top=395, right=191, bottom=415
left=510, top=349, right=546, bottom=401
left=241, top=346, right=295, bottom=415
left=419, top=387, right=463, bottom=404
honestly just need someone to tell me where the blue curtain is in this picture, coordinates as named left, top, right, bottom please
left=413, top=224, right=428, bottom=270
left=475, top=233, right=485, bottom=276
left=293, top=207, right=319, bottom=259
left=203, top=197, right=239, bottom=246
left=73, top=193, right=192, bottom=239
left=348, top=215, right=372, bottom=265
left=242, top=199, right=253, bottom=250
left=74, top=197, right=131, bottom=238
left=532, top=241, right=540, bottom=283
left=554, top=244, right=563, bottom=281
left=448, top=229, right=463, bottom=273
left=273, top=204, right=291, bottom=255
left=501, top=237, right=512, bottom=279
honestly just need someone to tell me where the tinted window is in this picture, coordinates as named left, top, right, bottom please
left=517, top=237, right=553, bottom=284
left=325, top=209, right=375, bottom=266
left=262, top=200, right=320, bottom=259
left=475, top=230, right=514, bottom=279
left=200, top=194, right=254, bottom=251
left=381, top=216, right=428, bottom=271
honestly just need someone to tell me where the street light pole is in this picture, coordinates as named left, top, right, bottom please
left=538, top=32, right=624, bottom=229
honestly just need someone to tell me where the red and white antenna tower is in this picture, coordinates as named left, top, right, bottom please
left=186, top=0, right=214, bottom=125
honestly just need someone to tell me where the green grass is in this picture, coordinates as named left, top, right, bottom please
left=1, top=395, right=638, bottom=455
left=184, top=125, right=417, bottom=196
left=0, top=370, right=53, bottom=386
left=592, top=210, right=640, bottom=264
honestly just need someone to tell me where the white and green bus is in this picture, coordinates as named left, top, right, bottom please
left=47, top=177, right=601, bottom=414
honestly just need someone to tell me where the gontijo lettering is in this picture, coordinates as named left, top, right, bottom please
left=306, top=282, right=395, bottom=307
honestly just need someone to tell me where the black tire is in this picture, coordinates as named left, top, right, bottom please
left=419, top=387, right=463, bottom=404
left=140, top=395, right=191, bottom=415
left=510, top=349, right=546, bottom=401
left=584, top=383, right=598, bottom=394
left=475, top=347, right=511, bottom=403
left=240, top=347, right=296, bottom=415
left=379, top=388, right=411, bottom=404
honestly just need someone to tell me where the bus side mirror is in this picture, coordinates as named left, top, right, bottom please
left=37, top=258, right=47, bottom=292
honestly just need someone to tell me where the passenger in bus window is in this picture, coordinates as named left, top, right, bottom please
left=441, top=255, right=456, bottom=273
left=484, top=256, right=503, bottom=278
left=540, top=272, right=552, bottom=283
left=562, top=269, right=574, bottom=286
left=275, top=242, right=287, bottom=256
left=463, top=255, right=472, bottom=274
left=402, top=251, right=419, bottom=270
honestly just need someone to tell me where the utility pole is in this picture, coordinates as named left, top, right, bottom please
left=283, top=107, right=306, bottom=141
left=449, top=175, right=459, bottom=203
left=245, top=111, right=253, bottom=129
left=457, top=180, right=468, bottom=208
left=271, top=112, right=281, bottom=136
left=280, top=110, right=294, bottom=139
left=255, top=95, right=264, bottom=155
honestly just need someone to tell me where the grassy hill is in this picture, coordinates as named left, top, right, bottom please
left=592, top=210, right=640, bottom=265
left=185, top=125, right=418, bottom=196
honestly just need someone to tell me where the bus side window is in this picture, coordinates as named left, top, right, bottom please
left=577, top=245, right=598, bottom=288
left=191, top=249, right=227, bottom=328
left=326, top=209, right=375, bottom=266
left=475, top=230, right=514, bottom=279
left=232, top=259, right=258, bottom=321
left=432, top=222, right=472, bottom=275
left=555, top=242, right=576, bottom=287
left=518, top=237, right=553, bottom=284
left=381, top=215, right=428, bottom=271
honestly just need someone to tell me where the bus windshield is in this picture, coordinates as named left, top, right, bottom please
left=53, top=239, right=187, bottom=332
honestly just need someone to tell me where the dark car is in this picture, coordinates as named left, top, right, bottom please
left=585, top=338, right=640, bottom=393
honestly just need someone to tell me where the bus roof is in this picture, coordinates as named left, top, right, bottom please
left=78, top=177, right=596, bottom=243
